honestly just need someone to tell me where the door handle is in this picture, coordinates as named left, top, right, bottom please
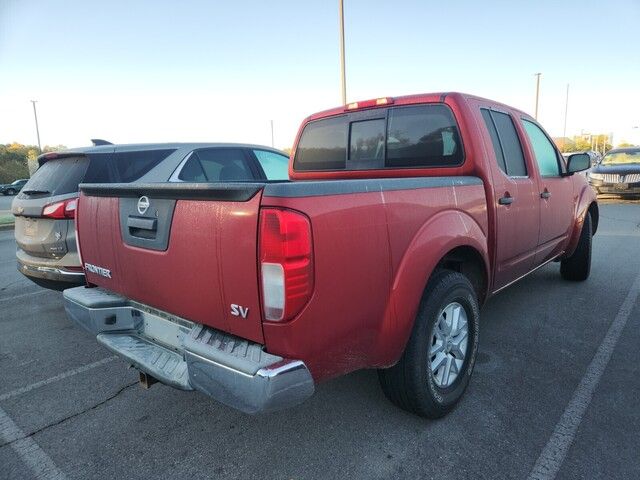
left=540, top=190, right=551, bottom=199
left=498, top=194, right=513, bottom=205
left=127, top=216, right=157, bottom=231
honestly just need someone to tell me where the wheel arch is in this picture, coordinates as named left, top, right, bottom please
left=373, top=209, right=489, bottom=368
left=588, top=201, right=599, bottom=235
left=565, top=184, right=598, bottom=259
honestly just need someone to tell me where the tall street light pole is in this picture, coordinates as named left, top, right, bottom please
left=30, top=100, right=42, bottom=152
left=338, top=0, right=347, bottom=105
left=270, top=120, right=275, bottom=148
left=562, top=83, right=570, bottom=142
left=534, top=73, right=541, bottom=120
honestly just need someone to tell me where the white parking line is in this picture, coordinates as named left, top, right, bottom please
left=0, top=289, right=53, bottom=304
left=528, top=270, right=640, bottom=480
left=0, top=406, right=67, bottom=480
left=0, top=356, right=117, bottom=402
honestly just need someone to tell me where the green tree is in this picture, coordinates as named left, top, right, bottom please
left=0, top=142, right=67, bottom=183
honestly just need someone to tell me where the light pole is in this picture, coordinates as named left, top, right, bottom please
left=338, top=0, right=347, bottom=105
left=534, top=73, right=541, bottom=120
left=30, top=100, right=42, bottom=152
left=562, top=83, right=569, bottom=144
left=270, top=120, right=275, bottom=148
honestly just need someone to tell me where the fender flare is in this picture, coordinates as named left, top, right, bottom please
left=564, top=184, right=598, bottom=259
left=373, top=209, right=489, bottom=367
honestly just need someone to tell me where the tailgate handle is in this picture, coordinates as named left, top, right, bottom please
left=127, top=216, right=157, bottom=238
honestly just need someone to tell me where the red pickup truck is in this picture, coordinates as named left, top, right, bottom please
left=63, top=92, right=597, bottom=418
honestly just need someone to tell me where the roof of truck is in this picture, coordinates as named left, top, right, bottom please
left=302, top=92, right=531, bottom=124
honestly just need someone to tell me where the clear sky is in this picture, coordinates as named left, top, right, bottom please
left=1, top=0, right=639, bottom=150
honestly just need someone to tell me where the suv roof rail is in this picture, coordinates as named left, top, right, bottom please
left=91, top=139, right=113, bottom=146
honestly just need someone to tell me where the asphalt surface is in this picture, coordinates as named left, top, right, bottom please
left=1, top=201, right=639, bottom=480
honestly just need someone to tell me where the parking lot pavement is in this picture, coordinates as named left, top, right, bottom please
left=1, top=202, right=639, bottom=480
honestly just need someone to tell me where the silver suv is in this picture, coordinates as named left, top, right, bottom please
left=12, top=143, right=289, bottom=290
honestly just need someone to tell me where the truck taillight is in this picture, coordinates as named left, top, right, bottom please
left=42, top=197, right=77, bottom=219
left=259, top=208, right=313, bottom=322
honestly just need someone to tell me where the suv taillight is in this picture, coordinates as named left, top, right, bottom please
left=42, top=197, right=77, bottom=219
left=259, top=208, right=313, bottom=322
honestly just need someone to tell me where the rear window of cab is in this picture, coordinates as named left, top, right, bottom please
left=293, top=104, right=464, bottom=172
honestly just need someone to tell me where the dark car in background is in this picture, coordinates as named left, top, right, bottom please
left=11, top=143, right=289, bottom=290
left=588, top=147, right=640, bottom=196
left=1, top=178, right=29, bottom=195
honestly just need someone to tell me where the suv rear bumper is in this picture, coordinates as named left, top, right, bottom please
left=62, top=286, right=314, bottom=414
left=18, top=259, right=85, bottom=290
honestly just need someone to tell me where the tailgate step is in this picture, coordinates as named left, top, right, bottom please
left=97, top=333, right=192, bottom=390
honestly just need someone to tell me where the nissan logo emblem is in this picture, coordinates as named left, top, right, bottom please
left=137, top=196, right=150, bottom=215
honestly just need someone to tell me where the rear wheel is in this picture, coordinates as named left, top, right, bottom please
left=560, top=213, right=592, bottom=281
left=6, top=188, right=16, bottom=195
left=378, top=270, right=480, bottom=418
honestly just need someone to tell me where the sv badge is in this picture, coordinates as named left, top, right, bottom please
left=230, top=304, right=249, bottom=319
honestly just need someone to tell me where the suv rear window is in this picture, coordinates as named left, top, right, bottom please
left=294, top=104, right=463, bottom=171
left=21, top=149, right=175, bottom=197
left=21, top=156, right=89, bottom=196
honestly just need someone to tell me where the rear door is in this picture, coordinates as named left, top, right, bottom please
left=519, top=119, right=574, bottom=264
left=478, top=107, right=540, bottom=291
left=77, top=183, right=267, bottom=343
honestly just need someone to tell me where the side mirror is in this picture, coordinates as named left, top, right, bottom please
left=566, top=153, right=591, bottom=174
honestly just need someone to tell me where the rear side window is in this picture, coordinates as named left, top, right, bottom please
left=253, top=149, right=289, bottom=180
left=22, top=156, right=89, bottom=196
left=111, top=149, right=175, bottom=182
left=294, top=104, right=463, bottom=171
left=481, top=109, right=507, bottom=174
left=178, top=148, right=256, bottom=182
left=483, top=110, right=527, bottom=177
left=84, top=150, right=175, bottom=184
left=82, top=153, right=114, bottom=183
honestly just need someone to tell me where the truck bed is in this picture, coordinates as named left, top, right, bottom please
left=77, top=176, right=487, bottom=381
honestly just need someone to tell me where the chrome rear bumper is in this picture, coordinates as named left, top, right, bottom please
left=18, top=260, right=85, bottom=283
left=63, top=286, right=314, bottom=414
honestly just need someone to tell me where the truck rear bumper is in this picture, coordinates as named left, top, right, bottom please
left=63, top=286, right=314, bottom=414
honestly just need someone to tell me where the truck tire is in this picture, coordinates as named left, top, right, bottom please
left=378, top=269, right=480, bottom=418
left=560, top=213, right=592, bottom=281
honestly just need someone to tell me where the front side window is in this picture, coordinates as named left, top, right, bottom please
left=253, top=149, right=289, bottom=180
left=293, top=104, right=463, bottom=171
left=522, top=120, right=561, bottom=177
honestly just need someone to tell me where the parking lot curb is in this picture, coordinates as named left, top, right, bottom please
left=0, top=223, right=15, bottom=231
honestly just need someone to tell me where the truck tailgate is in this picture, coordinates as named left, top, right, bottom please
left=77, top=183, right=266, bottom=343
